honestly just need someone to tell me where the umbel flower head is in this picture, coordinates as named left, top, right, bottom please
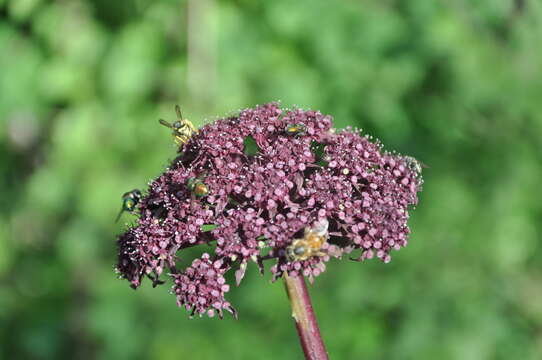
left=116, top=102, right=423, bottom=318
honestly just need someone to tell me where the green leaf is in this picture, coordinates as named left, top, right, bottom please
left=310, top=140, right=327, bottom=166
left=227, top=196, right=241, bottom=206
left=243, top=135, right=259, bottom=156
left=201, top=224, right=218, bottom=232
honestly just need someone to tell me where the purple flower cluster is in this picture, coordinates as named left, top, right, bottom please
left=116, top=102, right=423, bottom=318
left=172, top=253, right=235, bottom=318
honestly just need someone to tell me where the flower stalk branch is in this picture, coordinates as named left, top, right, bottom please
left=284, top=273, right=329, bottom=360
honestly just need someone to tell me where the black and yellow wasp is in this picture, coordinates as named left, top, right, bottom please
left=159, top=105, right=198, bottom=145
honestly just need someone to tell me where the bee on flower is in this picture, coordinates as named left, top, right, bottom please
left=287, top=219, right=329, bottom=261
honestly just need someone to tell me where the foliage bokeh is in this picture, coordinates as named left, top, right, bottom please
left=1, top=0, right=541, bottom=359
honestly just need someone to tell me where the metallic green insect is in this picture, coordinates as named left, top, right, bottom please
left=187, top=177, right=209, bottom=197
left=115, top=189, right=142, bottom=223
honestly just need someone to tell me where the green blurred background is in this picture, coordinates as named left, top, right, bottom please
left=1, top=0, right=541, bottom=359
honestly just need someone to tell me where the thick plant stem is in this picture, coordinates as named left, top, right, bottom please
left=284, top=274, right=329, bottom=360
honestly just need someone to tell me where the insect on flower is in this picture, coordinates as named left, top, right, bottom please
left=187, top=177, right=209, bottom=197
left=115, top=189, right=142, bottom=223
left=159, top=105, right=198, bottom=145
left=285, top=123, right=307, bottom=137
left=404, top=156, right=428, bottom=177
left=287, top=219, right=329, bottom=261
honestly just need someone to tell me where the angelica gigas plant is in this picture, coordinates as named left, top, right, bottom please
left=116, top=102, right=423, bottom=319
